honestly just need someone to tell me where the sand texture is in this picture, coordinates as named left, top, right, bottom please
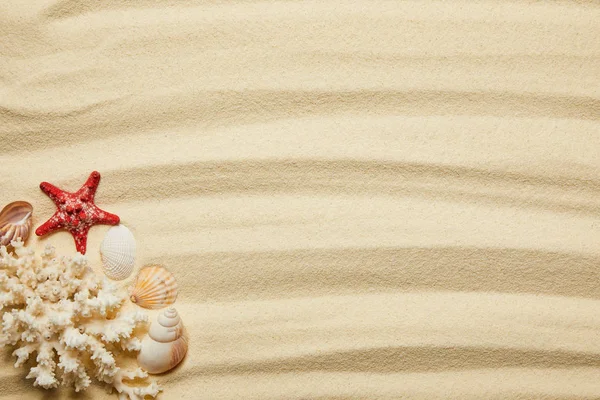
left=1, top=0, right=600, bottom=398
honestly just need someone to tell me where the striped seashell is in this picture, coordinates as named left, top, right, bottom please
left=0, top=201, right=33, bottom=246
left=137, top=307, right=188, bottom=374
left=100, top=224, right=136, bottom=280
left=129, top=265, right=177, bottom=309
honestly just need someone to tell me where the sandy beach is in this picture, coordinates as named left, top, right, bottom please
left=1, top=0, right=599, bottom=398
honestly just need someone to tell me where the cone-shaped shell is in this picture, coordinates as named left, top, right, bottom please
left=137, top=307, right=188, bottom=374
left=129, top=265, right=177, bottom=309
left=100, top=224, right=136, bottom=280
left=0, top=201, right=33, bottom=246
left=149, top=307, right=184, bottom=342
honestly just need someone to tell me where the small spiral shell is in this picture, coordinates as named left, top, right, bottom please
left=0, top=201, right=33, bottom=246
left=129, top=265, right=177, bottom=309
left=137, top=307, right=188, bottom=374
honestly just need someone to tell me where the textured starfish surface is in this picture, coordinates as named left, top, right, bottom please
left=35, top=171, right=120, bottom=254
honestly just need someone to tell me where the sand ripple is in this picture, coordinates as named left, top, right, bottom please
left=0, top=0, right=599, bottom=398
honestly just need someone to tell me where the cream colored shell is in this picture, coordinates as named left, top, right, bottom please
left=129, top=265, right=177, bottom=309
left=0, top=201, right=33, bottom=246
left=137, top=307, right=188, bottom=374
left=100, top=224, right=136, bottom=280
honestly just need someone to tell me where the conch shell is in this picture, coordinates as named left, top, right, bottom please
left=100, top=224, right=136, bottom=280
left=137, top=307, right=188, bottom=374
left=129, top=265, right=177, bottom=309
left=0, top=201, right=33, bottom=246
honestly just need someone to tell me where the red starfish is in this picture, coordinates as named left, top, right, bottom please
left=35, top=171, right=120, bottom=254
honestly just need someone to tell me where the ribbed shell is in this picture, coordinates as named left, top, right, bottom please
left=0, top=201, right=33, bottom=246
left=129, top=265, right=177, bottom=309
left=137, top=307, right=188, bottom=374
left=100, top=224, right=136, bottom=280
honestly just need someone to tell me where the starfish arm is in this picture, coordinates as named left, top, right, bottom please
left=80, top=171, right=101, bottom=201
left=71, top=226, right=90, bottom=254
left=93, top=208, right=120, bottom=225
left=39, top=182, right=68, bottom=204
left=35, top=213, right=65, bottom=236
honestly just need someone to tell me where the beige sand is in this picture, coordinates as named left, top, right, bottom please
left=1, top=0, right=600, bottom=398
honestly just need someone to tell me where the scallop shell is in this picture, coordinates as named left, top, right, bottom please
left=129, top=265, right=177, bottom=309
left=0, top=201, right=33, bottom=246
left=137, top=307, right=188, bottom=374
left=100, top=224, right=136, bottom=280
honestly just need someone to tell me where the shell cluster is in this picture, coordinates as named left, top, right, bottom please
left=129, top=265, right=178, bottom=309
left=0, top=201, right=33, bottom=246
left=129, top=264, right=187, bottom=374
left=100, top=224, right=136, bottom=280
left=137, top=307, right=188, bottom=374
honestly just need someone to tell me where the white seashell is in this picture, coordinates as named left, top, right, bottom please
left=129, top=265, right=177, bottom=309
left=0, top=201, right=33, bottom=246
left=137, top=307, right=188, bottom=374
left=100, top=225, right=136, bottom=280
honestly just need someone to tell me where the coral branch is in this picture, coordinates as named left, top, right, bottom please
left=0, top=241, right=159, bottom=398
left=84, top=310, right=148, bottom=343
left=113, top=367, right=162, bottom=400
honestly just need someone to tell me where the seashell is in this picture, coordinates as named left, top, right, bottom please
left=0, top=201, right=33, bottom=246
left=129, top=265, right=177, bottom=309
left=137, top=307, right=188, bottom=374
left=100, top=224, right=136, bottom=280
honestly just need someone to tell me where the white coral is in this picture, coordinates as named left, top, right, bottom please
left=0, top=240, right=162, bottom=399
